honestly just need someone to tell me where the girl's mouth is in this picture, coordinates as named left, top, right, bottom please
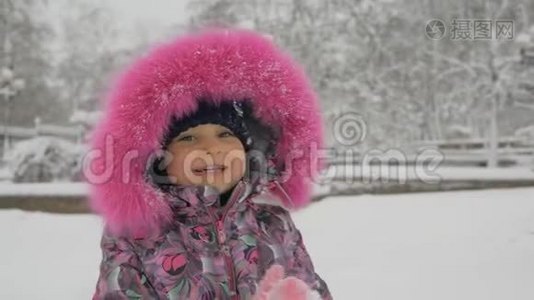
left=192, top=165, right=226, bottom=175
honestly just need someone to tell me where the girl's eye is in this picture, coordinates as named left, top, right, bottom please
left=219, top=131, right=235, bottom=138
left=176, top=135, right=194, bottom=142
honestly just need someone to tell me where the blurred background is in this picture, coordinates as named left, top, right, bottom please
left=1, top=0, right=534, bottom=187
left=1, top=0, right=534, bottom=299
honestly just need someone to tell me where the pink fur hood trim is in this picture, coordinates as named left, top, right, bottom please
left=86, top=28, right=324, bottom=237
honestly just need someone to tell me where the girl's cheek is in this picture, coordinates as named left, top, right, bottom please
left=233, top=157, right=246, bottom=173
left=166, top=157, right=192, bottom=184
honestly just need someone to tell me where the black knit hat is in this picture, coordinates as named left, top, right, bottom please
left=162, top=99, right=253, bottom=150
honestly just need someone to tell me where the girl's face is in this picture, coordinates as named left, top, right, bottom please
left=165, top=123, right=246, bottom=193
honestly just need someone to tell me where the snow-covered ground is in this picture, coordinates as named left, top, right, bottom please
left=0, top=166, right=532, bottom=197
left=325, top=166, right=534, bottom=182
left=1, top=188, right=534, bottom=299
left=0, top=182, right=87, bottom=196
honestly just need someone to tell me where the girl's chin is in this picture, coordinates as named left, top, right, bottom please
left=175, top=170, right=244, bottom=191
left=192, top=176, right=236, bottom=188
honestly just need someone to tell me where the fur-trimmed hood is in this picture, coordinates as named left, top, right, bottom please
left=86, top=28, right=324, bottom=237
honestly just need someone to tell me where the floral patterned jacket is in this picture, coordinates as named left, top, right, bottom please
left=92, top=179, right=332, bottom=300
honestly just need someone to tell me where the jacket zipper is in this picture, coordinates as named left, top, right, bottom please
left=205, top=180, right=247, bottom=300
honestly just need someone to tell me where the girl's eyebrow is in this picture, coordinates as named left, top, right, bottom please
left=174, top=127, right=232, bottom=140
left=174, top=132, right=193, bottom=140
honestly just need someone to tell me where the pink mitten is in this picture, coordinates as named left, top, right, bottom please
left=253, top=265, right=321, bottom=300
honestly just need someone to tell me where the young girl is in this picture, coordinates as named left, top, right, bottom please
left=89, top=28, right=331, bottom=300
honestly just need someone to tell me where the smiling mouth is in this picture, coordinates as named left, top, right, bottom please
left=192, top=165, right=227, bottom=175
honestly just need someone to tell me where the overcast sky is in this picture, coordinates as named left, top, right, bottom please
left=44, top=0, right=191, bottom=52
left=104, top=0, right=190, bottom=30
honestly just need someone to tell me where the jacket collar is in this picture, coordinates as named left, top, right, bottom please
left=164, top=179, right=256, bottom=210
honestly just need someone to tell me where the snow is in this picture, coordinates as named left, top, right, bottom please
left=70, top=110, right=102, bottom=127
left=324, top=166, right=534, bottom=183
left=515, top=125, right=534, bottom=139
left=1, top=188, right=534, bottom=299
left=0, top=182, right=87, bottom=197
left=0, top=167, right=13, bottom=181
left=431, top=167, right=534, bottom=180
left=298, top=188, right=534, bottom=299
left=0, top=210, right=103, bottom=299
left=5, top=136, right=85, bottom=183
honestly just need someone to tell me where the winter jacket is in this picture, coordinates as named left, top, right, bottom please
left=92, top=179, right=330, bottom=299
left=88, top=28, right=331, bottom=299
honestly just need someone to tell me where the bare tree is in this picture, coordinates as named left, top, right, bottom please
left=0, top=0, right=62, bottom=126
left=187, top=0, right=534, bottom=154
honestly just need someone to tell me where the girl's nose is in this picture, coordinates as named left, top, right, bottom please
left=201, top=140, right=222, bottom=155
left=205, top=148, right=221, bottom=155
